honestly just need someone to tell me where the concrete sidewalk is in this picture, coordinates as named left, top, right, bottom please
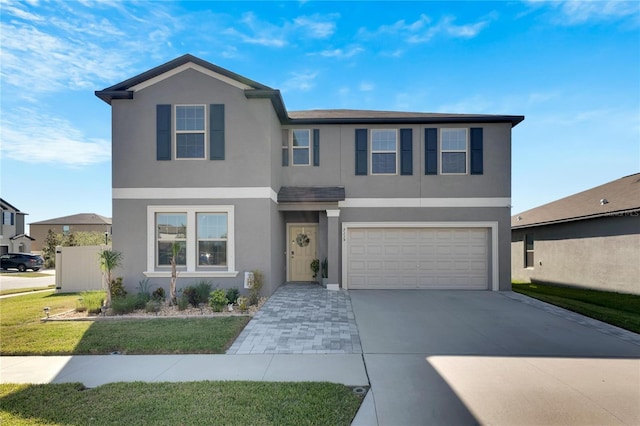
left=0, top=354, right=368, bottom=388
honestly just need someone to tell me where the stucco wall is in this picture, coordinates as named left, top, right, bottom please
left=30, top=223, right=112, bottom=252
left=511, top=215, right=640, bottom=295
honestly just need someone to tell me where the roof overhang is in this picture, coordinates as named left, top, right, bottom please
left=278, top=186, right=346, bottom=203
left=512, top=207, right=640, bottom=230
left=287, top=115, right=525, bottom=127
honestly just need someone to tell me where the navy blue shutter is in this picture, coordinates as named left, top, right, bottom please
left=313, top=129, right=320, bottom=167
left=355, top=129, right=368, bottom=175
left=400, top=129, right=413, bottom=175
left=210, top=104, right=225, bottom=160
left=156, top=105, right=172, bottom=161
left=470, top=127, right=483, bottom=175
left=282, top=130, right=289, bottom=166
left=425, top=128, right=438, bottom=175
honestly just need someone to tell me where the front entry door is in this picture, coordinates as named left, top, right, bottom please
left=288, top=224, right=318, bottom=281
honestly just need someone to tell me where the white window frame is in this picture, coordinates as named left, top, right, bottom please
left=196, top=212, right=228, bottom=268
left=175, top=104, right=207, bottom=160
left=525, top=233, right=534, bottom=269
left=440, top=128, right=468, bottom=175
left=145, top=205, right=237, bottom=278
left=291, top=129, right=311, bottom=166
left=370, top=129, right=398, bottom=175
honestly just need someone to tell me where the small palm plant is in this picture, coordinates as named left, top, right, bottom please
left=98, top=249, right=123, bottom=307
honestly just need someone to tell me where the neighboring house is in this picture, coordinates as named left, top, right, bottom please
left=511, top=173, right=640, bottom=295
left=30, top=213, right=112, bottom=252
left=0, top=198, right=34, bottom=255
left=95, top=54, right=524, bottom=295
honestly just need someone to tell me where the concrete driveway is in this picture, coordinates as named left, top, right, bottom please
left=350, top=290, right=640, bottom=425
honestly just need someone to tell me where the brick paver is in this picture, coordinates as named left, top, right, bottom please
left=227, top=283, right=362, bottom=354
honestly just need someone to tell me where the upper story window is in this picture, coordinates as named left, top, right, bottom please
left=292, top=129, right=310, bottom=165
left=441, top=128, right=467, bottom=174
left=175, top=105, right=206, bottom=159
left=2, top=211, right=14, bottom=225
left=62, top=225, right=70, bottom=235
left=371, top=129, right=397, bottom=174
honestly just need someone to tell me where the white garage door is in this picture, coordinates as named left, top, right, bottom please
left=346, top=227, right=489, bottom=290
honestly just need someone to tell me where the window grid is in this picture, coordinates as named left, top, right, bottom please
left=525, top=233, right=534, bottom=268
left=441, top=128, right=468, bottom=174
left=175, top=105, right=206, bottom=159
left=197, top=213, right=228, bottom=267
left=292, top=129, right=310, bottom=166
left=156, top=213, right=187, bottom=267
left=371, top=129, right=397, bottom=175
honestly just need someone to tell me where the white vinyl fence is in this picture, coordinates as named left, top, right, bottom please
left=55, top=245, right=107, bottom=293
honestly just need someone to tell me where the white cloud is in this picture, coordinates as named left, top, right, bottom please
left=531, top=0, right=640, bottom=25
left=294, top=14, right=337, bottom=38
left=0, top=109, right=111, bottom=166
left=359, top=13, right=492, bottom=43
left=281, top=71, right=318, bottom=92
left=359, top=82, right=374, bottom=92
left=316, top=45, right=364, bottom=59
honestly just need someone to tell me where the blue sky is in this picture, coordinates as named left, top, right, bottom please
left=1, top=0, right=638, bottom=231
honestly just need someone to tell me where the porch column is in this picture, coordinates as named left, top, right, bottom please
left=326, top=209, right=340, bottom=290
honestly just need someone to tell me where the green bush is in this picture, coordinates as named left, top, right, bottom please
left=145, top=299, right=162, bottom=314
left=237, top=296, right=248, bottom=313
left=137, top=278, right=152, bottom=302
left=77, top=291, right=105, bottom=315
left=152, top=287, right=165, bottom=301
left=209, top=289, right=228, bottom=312
left=110, top=277, right=127, bottom=298
left=248, top=270, right=263, bottom=306
left=181, top=281, right=213, bottom=307
left=110, top=295, right=139, bottom=315
left=177, top=295, right=189, bottom=311
left=226, top=287, right=240, bottom=305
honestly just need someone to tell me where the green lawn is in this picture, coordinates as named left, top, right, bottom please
left=0, top=272, right=52, bottom=279
left=0, top=292, right=249, bottom=355
left=0, top=382, right=363, bottom=426
left=0, top=285, right=56, bottom=296
left=512, top=282, right=640, bottom=333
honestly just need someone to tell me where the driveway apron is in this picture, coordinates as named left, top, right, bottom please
left=350, top=290, right=640, bottom=426
left=227, top=283, right=361, bottom=354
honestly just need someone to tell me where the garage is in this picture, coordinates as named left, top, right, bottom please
left=345, top=226, right=490, bottom=290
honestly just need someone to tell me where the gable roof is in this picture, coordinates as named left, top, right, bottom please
left=96, top=54, right=524, bottom=127
left=30, top=213, right=112, bottom=226
left=512, top=173, right=640, bottom=229
left=0, top=198, right=23, bottom=214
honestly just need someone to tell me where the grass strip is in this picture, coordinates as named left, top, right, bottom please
left=0, top=381, right=363, bottom=426
left=1, top=292, right=250, bottom=355
left=0, top=286, right=55, bottom=296
left=512, top=283, right=640, bottom=333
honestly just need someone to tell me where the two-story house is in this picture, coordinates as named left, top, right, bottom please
left=96, top=54, right=524, bottom=295
left=0, top=198, right=34, bottom=255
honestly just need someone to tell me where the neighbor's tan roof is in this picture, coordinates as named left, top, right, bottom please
left=30, top=213, right=112, bottom=226
left=512, top=173, right=640, bottom=229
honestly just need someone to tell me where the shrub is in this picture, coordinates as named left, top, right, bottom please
left=110, top=277, right=127, bottom=299
left=111, top=295, right=139, bottom=315
left=237, top=296, right=248, bottom=313
left=248, top=270, right=263, bottom=306
left=177, top=295, right=189, bottom=311
left=209, top=289, right=228, bottom=312
left=152, top=287, right=165, bottom=301
left=137, top=278, right=152, bottom=301
left=77, top=291, right=105, bottom=315
left=226, top=288, right=240, bottom=305
left=145, top=299, right=162, bottom=314
left=181, top=281, right=213, bottom=307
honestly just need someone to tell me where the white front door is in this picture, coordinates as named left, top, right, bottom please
left=288, top=224, right=318, bottom=281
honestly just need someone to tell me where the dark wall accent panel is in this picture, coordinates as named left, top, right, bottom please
left=400, top=128, right=413, bottom=175
left=355, top=129, right=368, bottom=175
left=313, top=129, right=320, bottom=167
left=470, top=127, right=483, bottom=175
left=425, top=128, right=438, bottom=175
left=210, top=104, right=225, bottom=160
left=156, top=104, right=172, bottom=161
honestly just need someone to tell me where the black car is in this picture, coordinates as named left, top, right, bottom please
left=0, top=253, right=45, bottom=272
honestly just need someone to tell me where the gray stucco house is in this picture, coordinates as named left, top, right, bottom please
left=96, top=54, right=524, bottom=296
left=511, top=173, right=640, bottom=295
left=0, top=198, right=34, bottom=255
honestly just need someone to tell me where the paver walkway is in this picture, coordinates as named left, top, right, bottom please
left=227, top=283, right=361, bottom=354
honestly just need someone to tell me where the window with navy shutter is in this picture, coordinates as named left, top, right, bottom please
left=209, top=104, right=225, bottom=160
left=156, top=104, right=172, bottom=161
left=424, top=128, right=437, bottom=175
left=355, top=129, right=368, bottom=175
left=282, top=130, right=289, bottom=166
left=470, top=127, right=483, bottom=175
left=400, top=128, right=413, bottom=175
